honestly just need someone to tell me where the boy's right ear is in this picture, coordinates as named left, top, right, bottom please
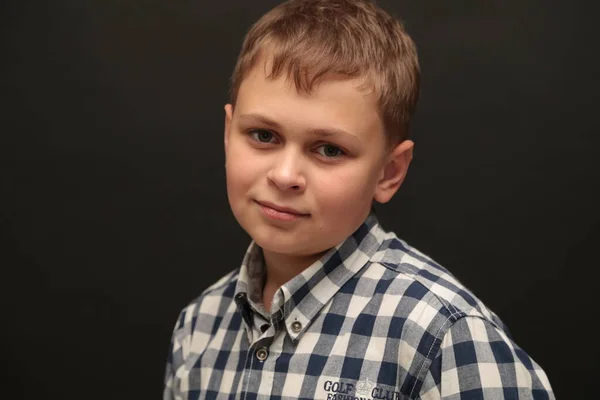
left=224, top=104, right=233, bottom=151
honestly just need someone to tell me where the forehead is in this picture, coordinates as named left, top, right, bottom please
left=235, top=60, right=385, bottom=143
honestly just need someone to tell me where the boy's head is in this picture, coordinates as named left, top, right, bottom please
left=224, top=0, right=420, bottom=259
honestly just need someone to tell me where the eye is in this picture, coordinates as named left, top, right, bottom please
left=249, top=130, right=275, bottom=143
left=316, top=144, right=345, bottom=158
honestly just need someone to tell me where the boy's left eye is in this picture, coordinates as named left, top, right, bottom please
left=315, top=144, right=344, bottom=158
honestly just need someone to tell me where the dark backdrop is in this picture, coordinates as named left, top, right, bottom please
left=2, top=0, right=598, bottom=399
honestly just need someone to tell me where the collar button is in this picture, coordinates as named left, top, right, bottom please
left=291, top=321, right=302, bottom=333
left=256, top=347, right=268, bottom=361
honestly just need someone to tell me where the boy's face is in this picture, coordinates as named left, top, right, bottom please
left=224, top=60, right=413, bottom=258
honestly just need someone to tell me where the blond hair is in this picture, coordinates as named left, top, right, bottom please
left=228, top=0, right=420, bottom=146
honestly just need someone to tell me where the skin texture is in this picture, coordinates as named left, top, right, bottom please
left=224, top=59, right=414, bottom=311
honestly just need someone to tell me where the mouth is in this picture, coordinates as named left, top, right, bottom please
left=255, top=200, right=310, bottom=221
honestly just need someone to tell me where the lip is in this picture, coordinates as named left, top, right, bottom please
left=255, top=200, right=309, bottom=216
left=255, top=200, right=310, bottom=221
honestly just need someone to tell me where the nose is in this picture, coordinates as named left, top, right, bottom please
left=266, top=148, right=306, bottom=192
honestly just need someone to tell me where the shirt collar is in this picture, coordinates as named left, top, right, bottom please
left=234, top=211, right=388, bottom=343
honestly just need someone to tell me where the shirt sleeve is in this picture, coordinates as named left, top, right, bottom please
left=418, top=316, right=555, bottom=399
left=163, top=347, right=175, bottom=400
left=163, top=313, right=185, bottom=400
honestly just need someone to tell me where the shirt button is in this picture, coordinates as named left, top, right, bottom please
left=256, top=347, right=268, bottom=361
left=291, top=321, right=302, bottom=333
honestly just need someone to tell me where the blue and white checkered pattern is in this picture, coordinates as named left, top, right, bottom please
left=164, top=212, right=554, bottom=399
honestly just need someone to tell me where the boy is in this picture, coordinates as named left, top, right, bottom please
left=164, top=0, right=554, bottom=398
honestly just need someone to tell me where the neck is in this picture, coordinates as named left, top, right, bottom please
left=263, top=249, right=326, bottom=287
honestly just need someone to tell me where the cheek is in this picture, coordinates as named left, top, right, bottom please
left=313, top=164, right=378, bottom=210
left=226, top=141, right=261, bottom=190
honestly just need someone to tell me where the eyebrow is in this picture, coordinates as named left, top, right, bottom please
left=237, top=113, right=361, bottom=142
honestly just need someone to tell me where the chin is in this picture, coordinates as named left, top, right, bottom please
left=251, top=228, right=311, bottom=256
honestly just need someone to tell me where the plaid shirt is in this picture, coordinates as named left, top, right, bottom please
left=164, top=212, right=554, bottom=399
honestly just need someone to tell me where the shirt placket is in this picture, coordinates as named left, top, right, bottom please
left=240, top=334, right=276, bottom=399
left=236, top=294, right=285, bottom=399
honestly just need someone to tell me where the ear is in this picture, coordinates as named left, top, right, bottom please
left=224, top=103, right=233, bottom=151
left=373, top=139, right=414, bottom=204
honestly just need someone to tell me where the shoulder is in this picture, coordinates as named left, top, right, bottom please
left=170, top=268, right=240, bottom=336
left=163, top=268, right=243, bottom=393
left=415, top=314, right=555, bottom=398
left=363, top=234, right=553, bottom=396
left=358, top=233, right=511, bottom=378
left=368, top=233, right=509, bottom=333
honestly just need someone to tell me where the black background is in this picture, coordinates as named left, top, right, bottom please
left=2, top=0, right=598, bottom=399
